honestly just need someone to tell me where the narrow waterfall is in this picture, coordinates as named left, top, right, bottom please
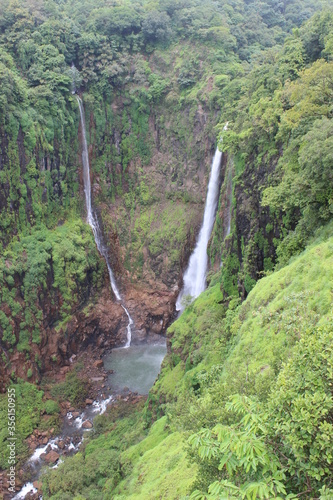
left=225, top=165, right=233, bottom=238
left=219, top=164, right=233, bottom=270
left=77, top=96, right=133, bottom=347
left=176, top=146, right=224, bottom=312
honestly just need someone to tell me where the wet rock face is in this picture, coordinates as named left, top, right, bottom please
left=92, top=96, right=219, bottom=295
left=125, top=284, right=176, bottom=343
left=0, top=291, right=127, bottom=391
left=1, top=87, right=218, bottom=391
left=209, top=152, right=282, bottom=301
left=41, top=295, right=130, bottom=363
left=0, top=278, right=176, bottom=389
left=233, top=155, right=280, bottom=292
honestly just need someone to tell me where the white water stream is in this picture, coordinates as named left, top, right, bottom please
left=176, top=127, right=227, bottom=312
left=77, top=96, right=133, bottom=346
left=13, top=394, right=113, bottom=499
left=13, top=483, right=37, bottom=499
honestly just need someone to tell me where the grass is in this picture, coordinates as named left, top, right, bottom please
left=222, top=234, right=333, bottom=396
left=41, top=226, right=333, bottom=499
left=112, top=418, right=197, bottom=499
left=0, top=381, right=60, bottom=469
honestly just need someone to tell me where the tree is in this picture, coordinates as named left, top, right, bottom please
left=142, top=10, right=172, bottom=43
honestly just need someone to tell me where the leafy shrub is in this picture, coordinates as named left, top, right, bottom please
left=51, top=371, right=91, bottom=406
left=0, top=382, right=44, bottom=469
left=43, top=400, right=60, bottom=415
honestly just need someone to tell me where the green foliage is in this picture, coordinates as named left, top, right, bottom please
left=219, top=12, right=333, bottom=287
left=51, top=370, right=91, bottom=406
left=221, top=252, right=240, bottom=297
left=43, top=400, right=60, bottom=415
left=0, top=220, right=103, bottom=355
left=142, top=10, right=172, bottom=44
left=268, top=324, right=333, bottom=488
left=190, top=322, right=333, bottom=498
left=42, top=227, right=333, bottom=499
left=157, top=232, right=333, bottom=497
left=0, top=381, right=44, bottom=469
left=42, top=399, right=147, bottom=499
left=0, top=0, right=329, bottom=322
left=0, top=2, right=332, bottom=499
left=113, top=428, right=197, bottom=499
left=189, top=395, right=290, bottom=499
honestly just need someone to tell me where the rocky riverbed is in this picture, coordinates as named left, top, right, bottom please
left=7, top=336, right=166, bottom=499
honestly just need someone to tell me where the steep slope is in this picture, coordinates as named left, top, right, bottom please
left=42, top=224, right=333, bottom=499
left=0, top=2, right=332, bottom=498
left=0, top=0, right=329, bottom=385
left=211, top=10, right=333, bottom=299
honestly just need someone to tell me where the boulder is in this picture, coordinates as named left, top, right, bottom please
left=43, top=450, right=60, bottom=463
left=82, top=420, right=93, bottom=429
left=33, top=481, right=42, bottom=491
left=93, top=360, right=104, bottom=369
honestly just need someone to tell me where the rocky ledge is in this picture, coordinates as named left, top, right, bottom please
left=0, top=278, right=175, bottom=390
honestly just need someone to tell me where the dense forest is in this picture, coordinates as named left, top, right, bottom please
left=0, top=0, right=333, bottom=498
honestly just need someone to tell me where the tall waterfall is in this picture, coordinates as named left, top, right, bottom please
left=176, top=145, right=224, bottom=312
left=77, top=96, right=133, bottom=347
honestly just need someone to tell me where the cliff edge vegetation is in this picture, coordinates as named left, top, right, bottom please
left=0, top=1, right=332, bottom=499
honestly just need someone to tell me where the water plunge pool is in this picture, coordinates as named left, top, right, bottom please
left=103, top=341, right=167, bottom=395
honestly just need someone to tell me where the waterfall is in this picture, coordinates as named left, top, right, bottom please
left=176, top=135, right=227, bottom=312
left=76, top=96, right=133, bottom=347
left=226, top=164, right=233, bottom=238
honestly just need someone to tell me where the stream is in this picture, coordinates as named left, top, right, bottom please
left=14, top=339, right=166, bottom=499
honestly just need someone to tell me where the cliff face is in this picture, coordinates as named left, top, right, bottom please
left=0, top=70, right=220, bottom=389
left=0, top=73, right=286, bottom=389
left=0, top=292, right=127, bottom=392
left=87, top=93, right=219, bottom=299
left=78, top=89, right=220, bottom=340
left=0, top=21, right=288, bottom=389
left=1, top=81, right=285, bottom=390
left=85, top=94, right=219, bottom=290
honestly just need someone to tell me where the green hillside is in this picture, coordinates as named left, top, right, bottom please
left=0, top=1, right=332, bottom=499
left=42, top=225, right=333, bottom=499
